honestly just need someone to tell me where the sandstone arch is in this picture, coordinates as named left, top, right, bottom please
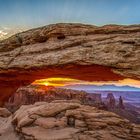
left=0, top=23, right=140, bottom=105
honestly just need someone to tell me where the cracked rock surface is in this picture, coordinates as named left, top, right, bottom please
left=0, top=23, right=140, bottom=77
left=0, top=100, right=140, bottom=140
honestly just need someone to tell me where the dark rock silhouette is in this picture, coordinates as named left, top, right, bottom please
left=106, top=93, right=116, bottom=109
left=118, top=96, right=125, bottom=109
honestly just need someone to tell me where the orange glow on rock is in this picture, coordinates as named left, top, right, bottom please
left=32, top=77, right=140, bottom=89
left=32, top=77, right=81, bottom=87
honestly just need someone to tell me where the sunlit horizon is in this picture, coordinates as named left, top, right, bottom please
left=32, top=77, right=140, bottom=91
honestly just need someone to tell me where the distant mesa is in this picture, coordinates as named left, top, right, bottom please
left=5, top=85, right=99, bottom=112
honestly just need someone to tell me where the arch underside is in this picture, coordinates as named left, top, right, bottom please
left=0, top=64, right=128, bottom=105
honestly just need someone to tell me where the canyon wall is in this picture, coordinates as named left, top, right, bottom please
left=5, top=85, right=102, bottom=112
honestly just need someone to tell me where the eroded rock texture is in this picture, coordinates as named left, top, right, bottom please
left=0, top=23, right=140, bottom=103
left=0, top=100, right=140, bottom=140
left=5, top=85, right=103, bottom=112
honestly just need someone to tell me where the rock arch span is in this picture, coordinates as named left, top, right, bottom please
left=0, top=23, right=140, bottom=105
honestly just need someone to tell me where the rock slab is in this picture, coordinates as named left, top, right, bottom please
left=0, top=100, right=140, bottom=140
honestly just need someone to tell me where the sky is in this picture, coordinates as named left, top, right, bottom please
left=0, top=0, right=140, bottom=28
left=32, top=78, right=140, bottom=91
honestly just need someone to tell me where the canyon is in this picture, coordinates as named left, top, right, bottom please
left=4, top=84, right=140, bottom=124
left=4, top=85, right=103, bottom=112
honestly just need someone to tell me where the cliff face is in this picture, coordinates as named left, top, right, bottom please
left=0, top=100, right=140, bottom=140
left=0, top=23, right=140, bottom=103
left=5, top=85, right=102, bottom=112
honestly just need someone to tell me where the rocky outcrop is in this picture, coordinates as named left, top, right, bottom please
left=84, top=93, right=102, bottom=104
left=105, top=93, right=126, bottom=110
left=103, top=93, right=140, bottom=124
left=5, top=85, right=103, bottom=112
left=0, top=23, right=140, bottom=104
left=0, top=108, right=11, bottom=117
left=106, top=93, right=116, bottom=109
left=118, top=96, right=125, bottom=109
left=0, top=100, right=140, bottom=140
left=0, top=23, right=140, bottom=74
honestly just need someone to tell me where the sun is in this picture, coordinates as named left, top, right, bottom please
left=44, top=82, right=49, bottom=86
left=32, top=78, right=77, bottom=87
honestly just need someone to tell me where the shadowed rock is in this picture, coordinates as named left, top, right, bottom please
left=106, top=93, right=116, bottom=109
left=118, top=96, right=125, bottom=109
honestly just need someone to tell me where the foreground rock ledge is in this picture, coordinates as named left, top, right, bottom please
left=0, top=100, right=140, bottom=140
left=0, top=23, right=140, bottom=103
